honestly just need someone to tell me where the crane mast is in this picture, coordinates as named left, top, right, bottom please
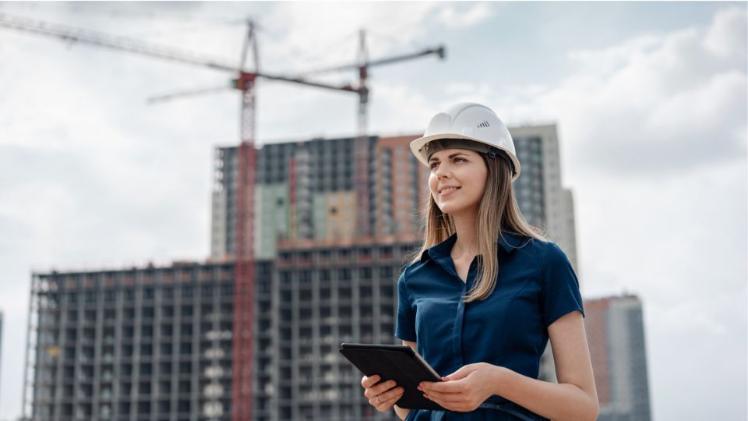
left=233, top=20, right=257, bottom=421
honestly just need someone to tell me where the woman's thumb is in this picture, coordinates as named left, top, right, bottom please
left=442, top=367, right=469, bottom=381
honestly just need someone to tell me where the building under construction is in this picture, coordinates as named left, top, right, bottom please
left=24, top=126, right=579, bottom=421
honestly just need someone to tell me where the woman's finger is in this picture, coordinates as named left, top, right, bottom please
left=364, top=379, right=393, bottom=399
left=424, top=393, right=460, bottom=411
left=424, top=389, right=463, bottom=403
left=375, top=387, right=404, bottom=410
left=385, top=387, right=404, bottom=401
left=423, top=380, right=465, bottom=394
left=361, top=374, right=380, bottom=388
left=371, top=379, right=397, bottom=395
left=375, top=387, right=402, bottom=405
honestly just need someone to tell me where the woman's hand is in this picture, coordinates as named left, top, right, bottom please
left=418, top=362, right=504, bottom=412
left=361, top=374, right=405, bottom=413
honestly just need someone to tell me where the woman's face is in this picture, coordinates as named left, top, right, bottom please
left=428, top=148, right=488, bottom=216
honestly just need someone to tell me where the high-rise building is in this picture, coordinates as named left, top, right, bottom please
left=510, top=124, right=579, bottom=273
left=210, top=127, right=577, bottom=268
left=26, top=124, right=579, bottom=420
left=585, top=294, right=653, bottom=421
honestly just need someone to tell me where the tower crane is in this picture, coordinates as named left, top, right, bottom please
left=1, top=11, right=446, bottom=421
left=305, top=29, right=445, bottom=136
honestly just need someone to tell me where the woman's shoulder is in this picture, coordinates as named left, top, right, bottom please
left=398, top=257, right=428, bottom=280
left=508, top=235, right=575, bottom=280
left=395, top=248, right=436, bottom=286
left=501, top=231, right=548, bottom=255
left=502, top=233, right=572, bottom=268
left=540, top=240, right=574, bottom=271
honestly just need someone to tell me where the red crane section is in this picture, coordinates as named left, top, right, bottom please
left=232, top=25, right=258, bottom=421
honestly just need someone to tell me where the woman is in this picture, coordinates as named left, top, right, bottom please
left=361, top=103, right=599, bottom=420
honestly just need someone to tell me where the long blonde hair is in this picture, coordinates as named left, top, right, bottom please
left=409, top=150, right=548, bottom=302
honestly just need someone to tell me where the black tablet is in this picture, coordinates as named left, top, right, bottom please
left=339, top=343, right=446, bottom=410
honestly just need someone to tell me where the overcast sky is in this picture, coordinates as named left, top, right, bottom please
left=0, top=2, right=746, bottom=420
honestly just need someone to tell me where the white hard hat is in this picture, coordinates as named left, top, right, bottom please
left=410, top=103, right=521, bottom=181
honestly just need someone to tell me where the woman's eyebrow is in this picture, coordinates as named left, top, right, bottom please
left=429, top=152, right=468, bottom=163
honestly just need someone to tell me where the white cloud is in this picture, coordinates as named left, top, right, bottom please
left=495, top=6, right=748, bottom=179
left=435, top=3, right=495, bottom=30
left=704, top=6, right=748, bottom=60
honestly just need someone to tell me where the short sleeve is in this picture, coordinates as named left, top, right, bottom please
left=394, top=267, right=417, bottom=341
left=542, top=242, right=585, bottom=328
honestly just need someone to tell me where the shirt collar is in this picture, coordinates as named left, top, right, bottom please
left=419, top=230, right=526, bottom=262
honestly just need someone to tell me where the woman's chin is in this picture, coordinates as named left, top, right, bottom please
left=438, top=203, right=470, bottom=215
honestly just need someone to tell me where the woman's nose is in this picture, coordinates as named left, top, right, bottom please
left=436, top=169, right=452, bottom=180
left=434, top=163, right=450, bottom=178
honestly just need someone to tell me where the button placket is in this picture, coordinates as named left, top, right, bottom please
left=452, top=257, right=478, bottom=370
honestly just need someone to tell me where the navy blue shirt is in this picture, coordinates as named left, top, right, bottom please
left=394, top=231, right=585, bottom=421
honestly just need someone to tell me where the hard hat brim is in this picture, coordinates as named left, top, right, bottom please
left=410, top=133, right=521, bottom=181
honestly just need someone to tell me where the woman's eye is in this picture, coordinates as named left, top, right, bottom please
left=430, top=157, right=465, bottom=169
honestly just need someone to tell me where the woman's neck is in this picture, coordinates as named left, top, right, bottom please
left=450, top=209, right=478, bottom=259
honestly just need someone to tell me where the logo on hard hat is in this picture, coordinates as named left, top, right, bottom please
left=478, top=120, right=490, bottom=128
